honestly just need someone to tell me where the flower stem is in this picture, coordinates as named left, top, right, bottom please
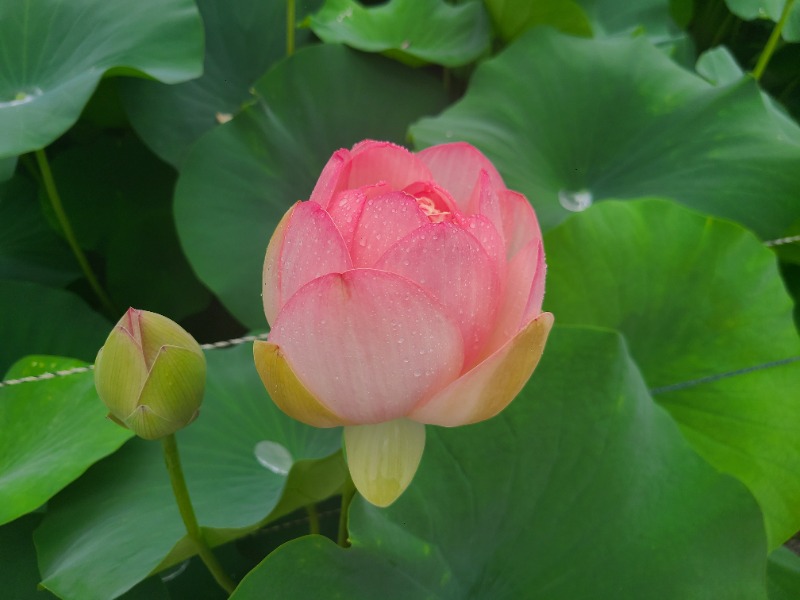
left=305, top=503, right=320, bottom=535
left=752, top=0, right=796, bottom=82
left=34, top=148, right=117, bottom=319
left=337, top=475, right=356, bottom=548
left=161, top=434, right=236, bottom=595
left=286, top=0, right=295, bottom=57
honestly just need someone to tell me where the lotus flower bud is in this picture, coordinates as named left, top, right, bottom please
left=254, top=140, right=553, bottom=507
left=94, top=308, right=206, bottom=440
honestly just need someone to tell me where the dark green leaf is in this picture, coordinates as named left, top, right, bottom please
left=309, top=0, right=491, bottom=66
left=49, top=135, right=211, bottom=320
left=0, top=0, right=203, bottom=157
left=0, top=280, right=110, bottom=374
left=174, top=44, right=450, bottom=328
left=768, top=548, right=800, bottom=600
left=696, top=46, right=745, bottom=85
left=0, top=176, right=80, bottom=287
left=544, top=199, right=800, bottom=549
left=485, top=0, right=592, bottom=41
left=410, top=28, right=800, bottom=238
left=118, top=0, right=321, bottom=166
left=232, top=327, right=768, bottom=600
left=0, top=514, right=50, bottom=599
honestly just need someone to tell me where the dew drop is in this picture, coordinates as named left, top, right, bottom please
left=413, top=369, right=422, bottom=377
left=0, top=87, right=43, bottom=108
left=254, top=441, right=293, bottom=475
left=558, top=189, right=593, bottom=212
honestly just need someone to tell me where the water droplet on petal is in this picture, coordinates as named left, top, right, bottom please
left=254, top=441, right=293, bottom=475
left=558, top=189, right=593, bottom=212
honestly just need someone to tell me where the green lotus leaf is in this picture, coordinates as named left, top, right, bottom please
left=0, top=0, right=203, bottom=157
left=544, top=198, right=800, bottom=549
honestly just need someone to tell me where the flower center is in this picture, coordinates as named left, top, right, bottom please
left=415, top=195, right=451, bottom=223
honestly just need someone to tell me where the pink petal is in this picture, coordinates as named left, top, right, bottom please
left=466, top=170, right=504, bottom=237
left=417, top=143, right=505, bottom=214
left=268, top=269, right=464, bottom=424
left=482, top=239, right=540, bottom=358
left=346, top=141, right=432, bottom=191
left=262, top=202, right=352, bottom=325
left=375, top=222, right=501, bottom=370
left=309, top=149, right=351, bottom=210
left=409, top=312, right=553, bottom=426
left=499, top=190, right=541, bottom=261
left=522, top=242, right=547, bottom=323
left=263, top=206, right=295, bottom=326
left=326, top=183, right=390, bottom=250
left=455, top=213, right=506, bottom=288
left=351, top=191, right=429, bottom=267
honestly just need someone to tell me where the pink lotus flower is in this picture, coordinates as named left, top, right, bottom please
left=254, top=140, right=553, bottom=506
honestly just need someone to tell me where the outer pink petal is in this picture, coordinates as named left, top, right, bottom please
left=417, top=142, right=505, bottom=213
left=409, top=312, right=554, bottom=426
left=326, top=182, right=390, bottom=250
left=375, top=222, right=501, bottom=370
left=309, top=149, right=351, bottom=210
left=522, top=242, right=547, bottom=323
left=262, top=202, right=352, bottom=325
left=346, top=141, right=432, bottom=191
left=499, top=190, right=541, bottom=261
left=483, top=239, right=540, bottom=358
left=268, top=269, right=464, bottom=424
left=351, top=191, right=429, bottom=267
left=263, top=205, right=295, bottom=326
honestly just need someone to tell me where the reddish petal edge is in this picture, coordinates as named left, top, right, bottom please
left=409, top=312, right=554, bottom=427
left=253, top=340, right=348, bottom=428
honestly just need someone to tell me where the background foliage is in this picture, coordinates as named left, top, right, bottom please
left=2, top=0, right=800, bottom=598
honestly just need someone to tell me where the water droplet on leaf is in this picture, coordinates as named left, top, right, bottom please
left=254, top=441, right=293, bottom=475
left=558, top=189, right=593, bottom=212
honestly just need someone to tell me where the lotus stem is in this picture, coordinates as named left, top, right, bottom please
left=753, top=0, right=796, bottom=82
left=34, top=148, right=117, bottom=319
left=162, top=434, right=236, bottom=595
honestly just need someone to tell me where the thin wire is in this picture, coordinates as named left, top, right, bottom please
left=0, top=333, right=269, bottom=388
left=765, top=234, right=800, bottom=247
left=650, top=355, right=800, bottom=395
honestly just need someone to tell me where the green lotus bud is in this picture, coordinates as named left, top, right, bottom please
left=94, top=308, right=206, bottom=440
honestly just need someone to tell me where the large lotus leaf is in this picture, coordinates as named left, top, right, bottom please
left=36, top=343, right=345, bottom=600
left=48, top=135, right=210, bottom=320
left=0, top=280, right=110, bottom=374
left=0, top=0, right=203, bottom=158
left=308, top=0, right=491, bottom=66
left=769, top=548, right=800, bottom=599
left=118, top=0, right=321, bottom=166
left=410, top=28, right=800, bottom=238
left=174, top=43, right=450, bottom=328
left=231, top=327, right=767, bottom=600
left=725, top=0, right=800, bottom=41
left=544, top=199, right=800, bottom=549
left=0, top=175, right=80, bottom=287
left=484, top=0, right=592, bottom=41
left=0, top=356, right=132, bottom=526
